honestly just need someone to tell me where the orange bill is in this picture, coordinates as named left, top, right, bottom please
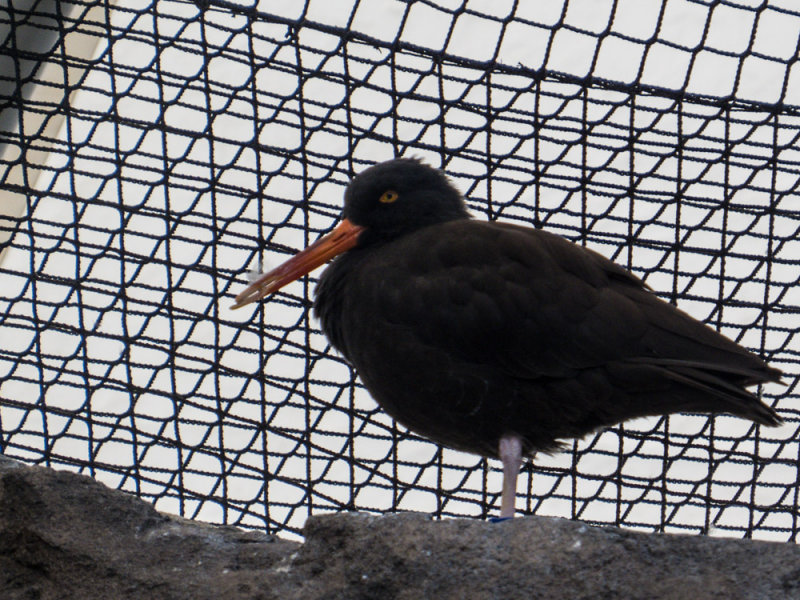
left=232, top=218, right=365, bottom=309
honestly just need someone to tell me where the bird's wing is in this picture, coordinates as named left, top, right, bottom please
left=369, top=220, right=777, bottom=385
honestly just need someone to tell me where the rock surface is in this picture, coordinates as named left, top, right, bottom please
left=2, top=454, right=798, bottom=599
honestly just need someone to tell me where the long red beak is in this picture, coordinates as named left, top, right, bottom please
left=232, top=218, right=365, bottom=310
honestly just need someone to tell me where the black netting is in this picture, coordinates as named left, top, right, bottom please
left=1, top=0, right=799, bottom=541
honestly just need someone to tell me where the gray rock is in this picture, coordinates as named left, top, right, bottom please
left=2, top=455, right=798, bottom=599
left=0, top=455, right=297, bottom=600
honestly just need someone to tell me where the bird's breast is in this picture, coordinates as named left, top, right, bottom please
left=311, top=228, right=540, bottom=456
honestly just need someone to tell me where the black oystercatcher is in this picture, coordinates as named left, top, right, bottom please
left=233, top=158, right=782, bottom=519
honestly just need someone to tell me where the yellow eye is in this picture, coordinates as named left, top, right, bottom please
left=379, top=190, right=399, bottom=204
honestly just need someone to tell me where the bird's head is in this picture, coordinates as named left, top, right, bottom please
left=232, top=158, right=468, bottom=309
left=343, top=157, right=468, bottom=245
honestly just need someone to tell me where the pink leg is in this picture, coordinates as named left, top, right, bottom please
left=499, top=434, right=523, bottom=519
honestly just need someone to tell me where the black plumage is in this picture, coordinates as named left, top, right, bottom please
left=234, top=157, right=782, bottom=518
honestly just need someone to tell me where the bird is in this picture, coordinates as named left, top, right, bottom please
left=233, top=157, right=782, bottom=519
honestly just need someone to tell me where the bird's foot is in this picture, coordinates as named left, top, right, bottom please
left=489, top=516, right=513, bottom=523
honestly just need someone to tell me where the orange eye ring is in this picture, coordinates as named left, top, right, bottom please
left=379, top=190, right=399, bottom=203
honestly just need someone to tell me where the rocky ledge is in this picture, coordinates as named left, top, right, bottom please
left=1, top=455, right=798, bottom=599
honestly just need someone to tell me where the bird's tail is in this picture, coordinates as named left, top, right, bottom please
left=635, top=358, right=783, bottom=426
left=610, top=358, right=783, bottom=426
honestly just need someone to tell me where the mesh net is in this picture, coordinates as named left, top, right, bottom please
left=1, top=0, right=799, bottom=541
